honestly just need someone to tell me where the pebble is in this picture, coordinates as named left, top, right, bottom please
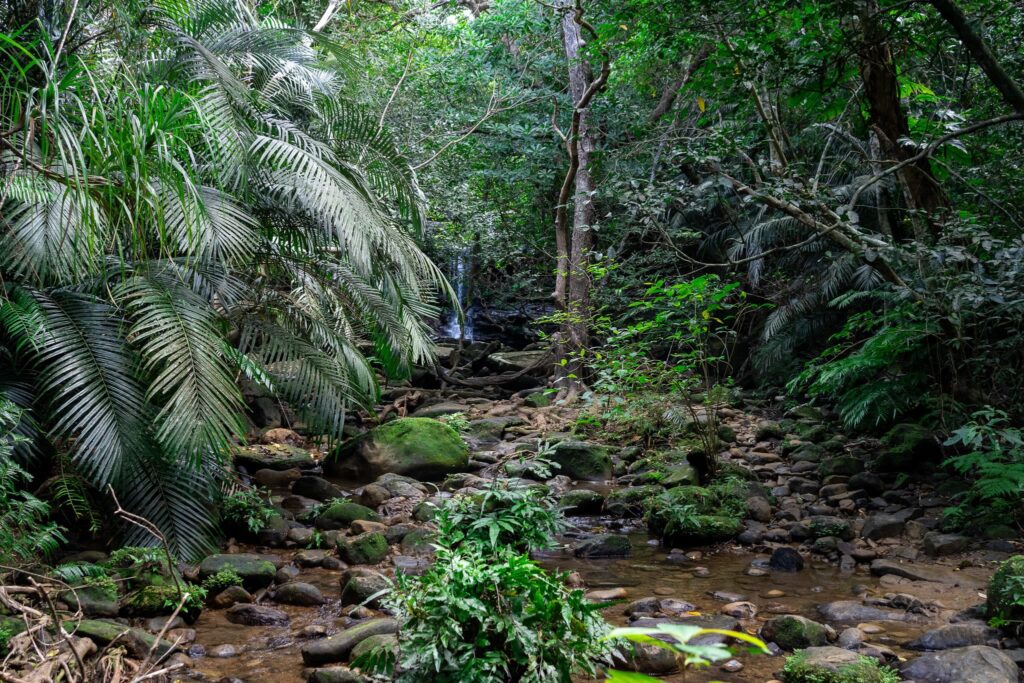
left=586, top=587, right=628, bottom=601
left=653, top=586, right=674, bottom=596
left=209, top=644, right=237, bottom=658
left=858, top=623, right=885, bottom=634
left=693, top=566, right=711, bottom=578
left=745, top=566, right=769, bottom=577
left=720, top=659, right=743, bottom=672
left=764, top=589, right=786, bottom=598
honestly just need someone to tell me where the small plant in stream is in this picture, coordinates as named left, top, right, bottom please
left=104, top=546, right=163, bottom=569
left=437, top=479, right=564, bottom=554
left=201, top=568, right=244, bottom=593
left=221, top=486, right=275, bottom=534
left=780, top=650, right=900, bottom=683
left=606, top=623, right=768, bottom=680
left=438, top=412, right=471, bottom=432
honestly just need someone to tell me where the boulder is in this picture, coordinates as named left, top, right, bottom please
left=350, top=633, right=398, bottom=661
left=817, top=600, right=912, bottom=623
left=272, top=582, right=326, bottom=606
left=869, top=558, right=965, bottom=584
left=211, top=585, right=252, bottom=608
left=906, top=623, right=999, bottom=651
left=783, top=646, right=895, bottom=682
left=410, top=401, right=468, bottom=418
left=225, top=603, right=289, bottom=626
left=292, top=476, right=345, bottom=502
left=340, top=571, right=390, bottom=608
left=661, top=463, right=699, bottom=487
left=253, top=467, right=302, bottom=488
left=550, top=440, right=613, bottom=481
left=315, top=501, right=381, bottom=530
left=301, top=618, right=399, bottom=665
left=573, top=534, right=631, bottom=558
left=61, top=584, right=118, bottom=618
left=660, top=515, right=743, bottom=546
left=760, top=614, right=830, bottom=650
left=337, top=532, right=389, bottom=565
left=72, top=619, right=175, bottom=659
left=603, top=485, right=665, bottom=517
left=199, top=554, right=276, bottom=590
left=327, top=418, right=468, bottom=482
left=488, top=350, right=547, bottom=372
left=306, top=668, right=368, bottom=683
left=465, top=416, right=524, bottom=442
left=923, top=532, right=970, bottom=557
left=560, top=489, right=605, bottom=515
left=861, top=513, right=907, bottom=540
left=234, top=443, right=313, bottom=471
left=769, top=547, right=804, bottom=572
left=901, top=645, right=1018, bottom=683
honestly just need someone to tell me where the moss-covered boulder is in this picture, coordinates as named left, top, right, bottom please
left=755, top=421, right=785, bottom=440
left=549, top=440, right=612, bottom=481
left=760, top=614, right=830, bottom=650
left=72, top=619, right=176, bottom=658
left=465, top=416, right=524, bottom=442
left=603, top=485, right=665, bottom=518
left=781, top=648, right=900, bottom=683
left=818, top=456, right=864, bottom=477
left=199, top=554, right=276, bottom=590
left=234, top=443, right=313, bottom=471
left=661, top=463, right=700, bottom=487
left=327, top=418, right=468, bottom=482
left=560, top=489, right=605, bottom=515
left=644, top=483, right=744, bottom=545
left=315, top=501, right=381, bottom=530
left=120, top=584, right=185, bottom=618
left=350, top=633, right=398, bottom=662
left=60, top=582, right=119, bottom=618
left=987, top=555, right=1024, bottom=627
left=660, top=514, right=743, bottom=546
left=337, top=532, right=389, bottom=565
left=874, top=422, right=940, bottom=472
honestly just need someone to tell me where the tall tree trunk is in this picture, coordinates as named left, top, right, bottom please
left=857, top=0, right=947, bottom=241
left=552, top=0, right=609, bottom=397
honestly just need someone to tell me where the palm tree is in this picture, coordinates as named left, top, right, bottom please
left=0, top=0, right=450, bottom=559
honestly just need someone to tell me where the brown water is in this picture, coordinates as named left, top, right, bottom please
left=188, top=524, right=987, bottom=683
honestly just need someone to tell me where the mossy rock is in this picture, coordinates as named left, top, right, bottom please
left=793, top=422, right=828, bottom=443
left=661, top=463, right=700, bottom=487
left=327, top=418, right=468, bottom=482
left=817, top=456, right=864, bottom=477
left=755, top=421, right=785, bottom=440
left=791, top=443, right=826, bottom=463
left=780, top=647, right=900, bottom=683
left=351, top=632, right=398, bottom=662
left=316, top=501, right=381, bottom=530
left=120, top=584, right=188, bottom=618
left=874, top=423, right=940, bottom=472
left=560, top=489, right=605, bottom=515
left=987, top=555, right=1024, bottom=626
left=465, top=416, right=524, bottom=442
left=234, top=443, right=313, bottom=471
left=604, top=485, right=665, bottom=518
left=660, top=514, right=743, bottom=546
left=199, top=554, right=276, bottom=590
left=399, top=529, right=435, bottom=556
left=72, top=619, right=176, bottom=659
left=807, top=516, right=853, bottom=541
left=786, top=405, right=824, bottom=421
left=60, top=582, right=119, bottom=618
left=337, top=532, right=389, bottom=565
left=549, top=440, right=612, bottom=481
left=761, top=614, right=830, bottom=650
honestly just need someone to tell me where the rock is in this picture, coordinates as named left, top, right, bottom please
left=199, top=554, right=276, bottom=590
left=410, top=401, right=468, bottom=418
left=861, top=513, right=907, bottom=540
left=907, top=623, right=999, bottom=651
left=817, top=600, right=912, bottom=623
left=721, top=601, right=757, bottom=619
left=306, top=667, right=368, bottom=683
left=560, top=489, right=605, bottom=514
left=901, top=645, right=1018, bottom=683
left=523, top=393, right=551, bottom=408
left=807, top=515, right=853, bottom=541
left=661, top=463, right=699, bottom=487
left=209, top=643, right=238, bottom=658
left=262, top=427, right=304, bottom=446
left=61, top=584, right=118, bottom=617
left=316, top=501, right=381, bottom=530
left=746, top=496, right=772, bottom=523
left=817, top=456, right=864, bottom=477
left=292, top=476, right=345, bottom=502
left=549, top=440, right=613, bottom=481
left=234, top=443, right=313, bottom=471
left=755, top=422, right=784, bottom=440
left=256, top=513, right=291, bottom=546
left=211, top=585, right=253, bottom=608
left=465, top=416, right=523, bottom=442
left=616, top=641, right=679, bottom=675
left=327, top=418, right=468, bottom=482
left=73, top=619, right=175, bottom=658
left=340, top=571, right=390, bottom=608
left=603, top=485, right=664, bottom=517
left=295, top=549, right=332, bottom=567
left=848, top=472, right=885, bottom=494
left=586, top=587, right=628, bottom=601
left=924, top=532, right=970, bottom=557
left=837, top=627, right=864, bottom=649
left=769, top=547, right=804, bottom=572
left=301, top=618, right=400, bottom=665
left=629, top=615, right=741, bottom=645
left=276, top=565, right=301, bottom=583
left=573, top=534, right=631, bottom=558
left=253, top=467, right=302, bottom=487
left=337, top=532, right=389, bottom=565
left=225, top=603, right=289, bottom=626
left=784, top=646, right=892, bottom=680
left=272, top=582, right=325, bottom=606
left=399, top=529, right=435, bottom=556
left=351, top=520, right=388, bottom=535
left=760, top=615, right=830, bottom=650
left=869, top=558, right=964, bottom=584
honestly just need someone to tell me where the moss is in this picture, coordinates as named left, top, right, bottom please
left=549, top=440, right=613, bottom=481
left=755, top=421, right=785, bottom=440
left=316, top=501, right=381, bottom=530
left=329, top=417, right=469, bottom=481
left=781, top=651, right=900, bottom=683
left=337, top=531, right=389, bottom=564
left=661, top=514, right=743, bottom=546
left=604, top=485, right=666, bottom=517
left=987, top=555, right=1024, bottom=627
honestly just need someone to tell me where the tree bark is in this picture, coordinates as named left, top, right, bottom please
left=857, top=0, right=947, bottom=241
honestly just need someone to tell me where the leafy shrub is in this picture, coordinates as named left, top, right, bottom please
left=385, top=543, right=613, bottom=682
left=438, top=412, right=471, bottom=432
left=437, top=481, right=564, bottom=554
left=942, top=408, right=1024, bottom=529
left=201, top=568, right=244, bottom=594
left=987, top=555, right=1024, bottom=631
left=368, top=481, right=613, bottom=682
left=0, top=624, right=12, bottom=655
left=104, top=546, right=163, bottom=569
left=0, top=400, right=65, bottom=562
left=780, top=651, right=900, bottom=683
left=221, top=487, right=275, bottom=534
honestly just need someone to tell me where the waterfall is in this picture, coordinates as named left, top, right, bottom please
left=444, top=248, right=475, bottom=341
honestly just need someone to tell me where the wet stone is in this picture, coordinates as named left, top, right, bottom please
left=768, top=547, right=804, bottom=572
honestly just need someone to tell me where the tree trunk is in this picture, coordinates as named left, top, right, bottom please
left=857, top=0, right=947, bottom=241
